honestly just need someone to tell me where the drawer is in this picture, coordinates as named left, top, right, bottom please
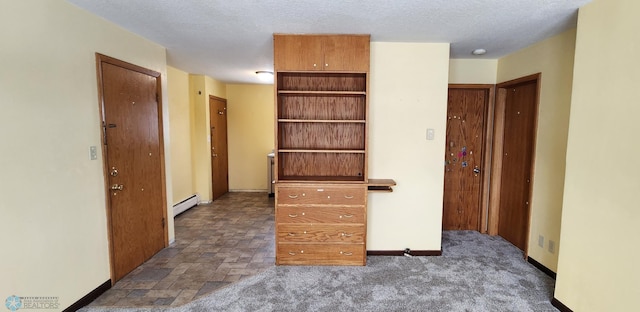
left=276, top=243, right=365, bottom=266
left=277, top=224, right=365, bottom=243
left=276, top=206, right=365, bottom=224
left=277, top=185, right=366, bottom=206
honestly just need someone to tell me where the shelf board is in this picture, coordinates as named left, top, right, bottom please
left=278, top=119, right=366, bottom=123
left=278, top=176, right=365, bottom=183
left=278, top=90, right=366, bottom=96
left=367, top=178, right=397, bottom=192
left=278, top=149, right=365, bottom=154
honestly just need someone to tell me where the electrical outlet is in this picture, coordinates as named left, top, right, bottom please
left=548, top=240, right=555, bottom=253
left=538, top=235, right=544, bottom=248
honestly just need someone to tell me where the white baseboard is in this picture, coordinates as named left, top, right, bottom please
left=173, top=194, right=199, bottom=216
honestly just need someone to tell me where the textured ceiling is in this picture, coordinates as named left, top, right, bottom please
left=67, top=0, right=591, bottom=84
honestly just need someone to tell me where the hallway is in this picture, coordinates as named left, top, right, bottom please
left=89, top=193, right=275, bottom=307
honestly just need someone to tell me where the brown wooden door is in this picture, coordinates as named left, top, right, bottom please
left=274, top=35, right=323, bottom=71
left=498, top=80, right=538, bottom=251
left=99, top=55, right=166, bottom=282
left=443, top=87, right=488, bottom=230
left=210, top=96, right=229, bottom=200
left=322, top=35, right=370, bottom=72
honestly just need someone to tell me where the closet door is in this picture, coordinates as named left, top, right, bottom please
left=498, top=80, right=538, bottom=251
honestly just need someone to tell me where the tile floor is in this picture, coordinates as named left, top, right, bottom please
left=88, top=192, right=275, bottom=308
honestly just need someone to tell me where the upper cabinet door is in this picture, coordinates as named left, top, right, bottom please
left=321, top=35, right=370, bottom=72
left=274, top=34, right=370, bottom=72
left=274, top=35, right=323, bottom=71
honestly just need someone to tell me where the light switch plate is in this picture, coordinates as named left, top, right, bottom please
left=426, top=128, right=435, bottom=140
left=90, top=146, right=98, bottom=160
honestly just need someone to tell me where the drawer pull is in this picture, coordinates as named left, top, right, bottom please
left=340, top=251, right=353, bottom=256
left=344, top=195, right=354, bottom=199
left=341, top=233, right=353, bottom=237
left=288, top=233, right=295, bottom=236
left=288, top=252, right=296, bottom=256
left=288, top=195, right=299, bottom=199
left=288, top=214, right=298, bottom=218
left=339, top=214, right=354, bottom=219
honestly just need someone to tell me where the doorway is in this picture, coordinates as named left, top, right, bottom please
left=489, top=74, right=540, bottom=253
left=210, top=95, right=229, bottom=200
left=96, top=54, right=168, bottom=282
left=443, top=85, right=494, bottom=231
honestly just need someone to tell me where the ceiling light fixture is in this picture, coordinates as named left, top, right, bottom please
left=472, top=48, right=487, bottom=56
left=256, top=70, right=274, bottom=81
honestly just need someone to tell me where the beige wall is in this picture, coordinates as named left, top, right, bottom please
left=555, top=0, right=640, bottom=310
left=226, top=84, right=275, bottom=191
left=449, top=59, right=498, bottom=84
left=168, top=66, right=194, bottom=203
left=0, top=0, right=172, bottom=310
left=368, top=42, right=450, bottom=250
left=496, top=29, right=576, bottom=272
left=189, top=75, right=227, bottom=202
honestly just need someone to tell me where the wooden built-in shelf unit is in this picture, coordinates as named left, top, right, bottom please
left=274, top=34, right=394, bottom=266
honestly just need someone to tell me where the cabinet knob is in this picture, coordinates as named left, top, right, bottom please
left=325, top=63, right=329, bottom=67
left=313, top=63, right=317, bottom=67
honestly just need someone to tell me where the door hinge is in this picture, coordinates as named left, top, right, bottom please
left=156, top=93, right=159, bottom=102
left=162, top=217, right=165, bottom=228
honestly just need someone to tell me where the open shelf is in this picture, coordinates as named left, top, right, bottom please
left=277, top=152, right=365, bottom=180
left=278, top=94, right=365, bottom=121
left=367, top=179, right=397, bottom=192
left=278, top=123, right=365, bottom=150
left=277, top=72, right=367, bottom=92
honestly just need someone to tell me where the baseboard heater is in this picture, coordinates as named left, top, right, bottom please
left=173, top=194, right=199, bottom=217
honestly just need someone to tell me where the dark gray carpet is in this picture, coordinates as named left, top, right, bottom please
left=81, top=231, right=557, bottom=312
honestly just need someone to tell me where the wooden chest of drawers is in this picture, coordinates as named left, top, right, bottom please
left=275, top=183, right=367, bottom=265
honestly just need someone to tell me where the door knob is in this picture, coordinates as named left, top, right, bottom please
left=473, top=167, right=481, bottom=174
left=111, top=184, right=124, bottom=191
left=110, top=167, right=118, bottom=177
left=212, top=153, right=218, bottom=157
